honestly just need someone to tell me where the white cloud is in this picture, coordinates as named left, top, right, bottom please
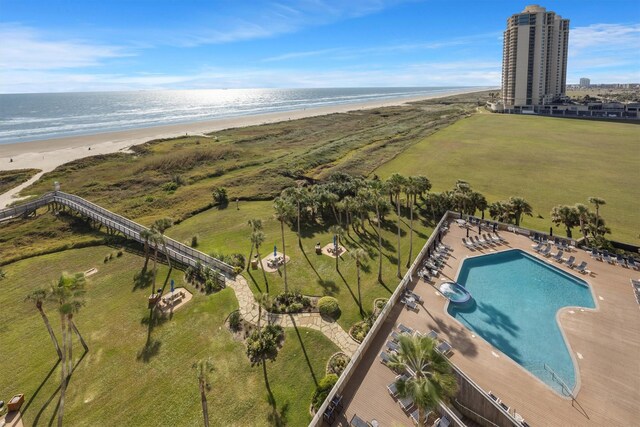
left=0, top=60, right=500, bottom=93
left=0, top=23, right=130, bottom=71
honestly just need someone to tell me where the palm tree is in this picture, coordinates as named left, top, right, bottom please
left=588, top=197, right=606, bottom=233
left=283, top=183, right=307, bottom=246
left=328, top=225, right=344, bottom=271
left=25, top=288, right=62, bottom=359
left=413, top=176, right=431, bottom=204
left=192, top=357, right=214, bottom=427
left=367, top=181, right=386, bottom=282
left=151, top=218, right=174, bottom=269
left=349, top=248, right=367, bottom=316
left=273, top=197, right=294, bottom=293
left=147, top=229, right=163, bottom=290
left=550, top=205, right=579, bottom=238
left=252, top=230, right=269, bottom=293
left=49, top=273, right=86, bottom=427
left=247, top=218, right=263, bottom=268
left=508, top=196, right=533, bottom=226
left=337, top=196, right=355, bottom=236
left=574, top=203, right=591, bottom=244
left=386, top=173, right=407, bottom=279
left=405, top=177, right=421, bottom=268
left=388, top=335, right=458, bottom=427
left=140, top=228, right=153, bottom=271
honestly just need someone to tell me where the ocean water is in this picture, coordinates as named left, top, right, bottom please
left=0, top=87, right=479, bottom=144
left=448, top=249, right=595, bottom=396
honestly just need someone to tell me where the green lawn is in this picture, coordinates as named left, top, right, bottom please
left=0, top=246, right=338, bottom=426
left=375, top=113, right=640, bottom=244
left=167, top=200, right=433, bottom=329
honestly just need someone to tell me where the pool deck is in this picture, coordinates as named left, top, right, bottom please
left=336, top=223, right=640, bottom=426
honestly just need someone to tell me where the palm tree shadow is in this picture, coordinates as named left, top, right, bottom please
left=301, top=247, right=322, bottom=280
left=290, top=316, right=318, bottom=387
left=317, top=278, right=339, bottom=295
left=263, top=360, right=290, bottom=427
left=32, top=381, right=60, bottom=427
left=137, top=338, right=162, bottom=363
left=22, top=359, right=60, bottom=415
left=337, top=270, right=361, bottom=310
left=246, top=269, right=263, bottom=293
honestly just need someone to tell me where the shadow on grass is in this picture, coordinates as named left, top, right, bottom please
left=132, top=269, right=154, bottom=291
left=22, top=359, right=60, bottom=415
left=246, top=269, right=264, bottom=294
left=317, top=278, right=339, bottom=295
left=137, top=338, right=162, bottom=363
left=301, top=246, right=322, bottom=280
left=290, top=316, right=318, bottom=387
left=337, top=270, right=362, bottom=318
left=263, top=360, right=290, bottom=427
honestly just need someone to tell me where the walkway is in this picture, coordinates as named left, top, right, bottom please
left=228, top=276, right=360, bottom=356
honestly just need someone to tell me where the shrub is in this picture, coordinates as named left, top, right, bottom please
left=229, top=311, right=241, bottom=331
left=0, top=269, right=6, bottom=280
left=191, top=235, right=199, bottom=247
left=116, top=250, right=123, bottom=257
left=312, top=374, right=338, bottom=410
left=246, top=324, right=284, bottom=364
left=212, top=186, right=229, bottom=206
left=162, top=181, right=178, bottom=192
left=318, top=296, right=340, bottom=319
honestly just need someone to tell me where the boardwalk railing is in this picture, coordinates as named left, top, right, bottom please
left=0, top=191, right=235, bottom=277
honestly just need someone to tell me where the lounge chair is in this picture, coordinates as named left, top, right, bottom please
left=499, top=401, right=510, bottom=412
left=436, top=340, right=453, bottom=356
left=386, top=340, right=400, bottom=352
left=398, top=395, right=414, bottom=411
left=462, top=238, right=474, bottom=249
left=552, top=250, right=564, bottom=262
left=405, top=290, right=423, bottom=303
left=532, top=242, right=544, bottom=252
left=574, top=261, right=590, bottom=274
left=493, top=232, right=506, bottom=242
left=473, top=236, right=486, bottom=247
left=401, top=298, right=418, bottom=311
left=380, top=351, right=391, bottom=364
left=539, top=245, right=552, bottom=256
left=483, top=233, right=497, bottom=245
left=628, top=258, right=640, bottom=270
left=387, top=381, right=398, bottom=397
left=589, top=248, right=601, bottom=261
left=602, top=251, right=614, bottom=264
left=398, top=323, right=413, bottom=334
left=478, top=235, right=490, bottom=246
left=349, top=414, right=369, bottom=427
left=616, top=255, right=627, bottom=267
left=434, top=416, right=450, bottom=427
left=564, top=256, right=576, bottom=268
left=487, top=391, right=500, bottom=403
left=410, top=409, right=432, bottom=426
left=426, top=330, right=438, bottom=340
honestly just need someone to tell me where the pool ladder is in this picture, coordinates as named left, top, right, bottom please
left=543, top=363, right=576, bottom=399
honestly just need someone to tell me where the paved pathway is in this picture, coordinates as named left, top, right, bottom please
left=227, top=275, right=360, bottom=356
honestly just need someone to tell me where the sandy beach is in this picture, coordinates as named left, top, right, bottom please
left=0, top=88, right=486, bottom=207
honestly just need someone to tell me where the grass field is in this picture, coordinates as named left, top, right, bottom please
left=0, top=168, right=40, bottom=194
left=167, top=200, right=433, bottom=329
left=0, top=246, right=338, bottom=426
left=375, top=113, right=640, bottom=244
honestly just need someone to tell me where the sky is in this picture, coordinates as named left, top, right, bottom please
left=0, top=0, right=639, bottom=93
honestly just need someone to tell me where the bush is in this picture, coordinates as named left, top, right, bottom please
left=328, top=353, right=350, bottom=376
left=162, top=181, right=178, bottom=192
left=318, top=296, right=340, bottom=319
left=246, top=324, right=284, bottom=364
left=271, top=290, right=311, bottom=313
left=191, top=235, right=199, bottom=247
left=116, top=250, right=123, bottom=257
left=0, top=269, right=6, bottom=280
left=312, top=374, right=338, bottom=410
left=229, top=311, right=241, bottom=331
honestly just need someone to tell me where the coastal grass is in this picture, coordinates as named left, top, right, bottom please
left=375, top=113, right=640, bottom=243
left=167, top=200, right=433, bottom=329
left=0, top=246, right=338, bottom=426
left=0, top=168, right=40, bottom=194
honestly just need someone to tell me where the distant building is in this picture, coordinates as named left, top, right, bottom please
left=580, top=78, right=591, bottom=88
left=502, top=5, right=569, bottom=108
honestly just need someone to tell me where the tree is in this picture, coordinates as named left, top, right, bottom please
left=25, top=288, right=62, bottom=359
left=139, top=228, right=153, bottom=271
left=349, top=248, right=367, bottom=316
left=247, top=218, right=263, bottom=268
left=151, top=218, right=174, bottom=270
left=193, top=358, right=215, bottom=427
left=283, top=183, right=307, bottom=245
left=488, top=201, right=511, bottom=223
left=574, top=203, right=591, bottom=244
left=49, top=273, right=86, bottom=427
left=508, top=196, right=533, bottom=226
left=386, top=173, right=407, bottom=279
left=147, top=229, right=163, bottom=290
left=212, top=187, right=228, bottom=206
left=336, top=196, right=355, bottom=236
left=405, top=177, right=422, bottom=268
left=273, top=197, right=294, bottom=293
left=388, top=335, right=458, bottom=427
left=588, top=197, right=606, bottom=234
left=251, top=230, right=269, bottom=293
left=366, top=181, right=386, bottom=282
left=328, top=225, right=345, bottom=271
left=550, top=205, right=579, bottom=238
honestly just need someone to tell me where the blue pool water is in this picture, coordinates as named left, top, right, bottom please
left=447, top=249, right=595, bottom=395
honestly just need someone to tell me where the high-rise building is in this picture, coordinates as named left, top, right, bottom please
left=502, top=5, right=569, bottom=108
left=579, top=78, right=591, bottom=88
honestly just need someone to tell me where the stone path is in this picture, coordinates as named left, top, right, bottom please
left=227, top=275, right=360, bottom=356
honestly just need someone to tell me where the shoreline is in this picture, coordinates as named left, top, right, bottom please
left=0, top=88, right=487, bottom=207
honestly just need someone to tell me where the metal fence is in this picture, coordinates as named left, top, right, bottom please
left=0, top=191, right=235, bottom=277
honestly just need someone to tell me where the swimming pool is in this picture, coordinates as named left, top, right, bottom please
left=447, top=249, right=595, bottom=396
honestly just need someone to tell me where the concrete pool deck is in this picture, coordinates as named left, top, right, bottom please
left=336, top=223, right=640, bottom=426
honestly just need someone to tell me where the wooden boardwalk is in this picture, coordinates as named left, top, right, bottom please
left=338, top=224, right=640, bottom=426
